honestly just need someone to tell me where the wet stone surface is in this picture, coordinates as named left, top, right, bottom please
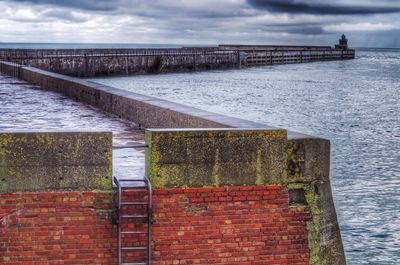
left=0, top=73, right=145, bottom=179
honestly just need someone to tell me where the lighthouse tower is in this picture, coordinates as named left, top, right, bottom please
left=335, top=34, right=348, bottom=50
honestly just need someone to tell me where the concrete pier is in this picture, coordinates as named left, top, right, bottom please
left=0, top=43, right=355, bottom=77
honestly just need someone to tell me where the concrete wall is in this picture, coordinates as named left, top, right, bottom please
left=0, top=131, right=112, bottom=192
left=0, top=48, right=239, bottom=77
left=0, top=61, right=346, bottom=264
left=0, top=61, right=264, bottom=129
left=145, top=128, right=288, bottom=188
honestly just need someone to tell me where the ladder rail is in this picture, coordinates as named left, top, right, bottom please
left=145, top=177, right=152, bottom=265
left=114, top=177, right=122, bottom=265
left=113, top=176, right=152, bottom=265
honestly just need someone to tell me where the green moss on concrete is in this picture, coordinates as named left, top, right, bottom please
left=0, top=134, right=16, bottom=158
left=0, top=132, right=113, bottom=192
left=287, top=181, right=322, bottom=264
left=286, top=140, right=306, bottom=182
left=287, top=139, right=323, bottom=265
left=146, top=128, right=287, bottom=189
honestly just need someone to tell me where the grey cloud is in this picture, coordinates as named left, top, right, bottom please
left=8, top=0, right=256, bottom=19
left=2, top=0, right=399, bottom=47
left=247, top=0, right=400, bottom=15
left=41, top=10, right=90, bottom=22
left=9, top=0, right=117, bottom=11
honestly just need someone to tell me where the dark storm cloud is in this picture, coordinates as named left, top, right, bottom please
left=247, top=0, right=400, bottom=15
left=10, top=0, right=117, bottom=11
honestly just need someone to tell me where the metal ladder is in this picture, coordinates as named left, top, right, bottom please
left=114, top=176, right=153, bottom=265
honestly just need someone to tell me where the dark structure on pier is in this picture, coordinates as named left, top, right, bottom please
left=335, top=34, right=349, bottom=50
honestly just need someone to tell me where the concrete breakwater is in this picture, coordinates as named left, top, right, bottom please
left=0, top=60, right=346, bottom=264
left=0, top=44, right=355, bottom=77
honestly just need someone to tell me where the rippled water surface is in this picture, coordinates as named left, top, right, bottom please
left=0, top=74, right=145, bottom=178
left=92, top=48, right=400, bottom=264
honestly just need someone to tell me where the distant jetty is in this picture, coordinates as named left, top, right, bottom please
left=0, top=36, right=354, bottom=77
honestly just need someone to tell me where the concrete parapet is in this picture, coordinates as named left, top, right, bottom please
left=0, top=61, right=265, bottom=129
left=0, top=131, right=112, bottom=192
left=145, top=128, right=287, bottom=188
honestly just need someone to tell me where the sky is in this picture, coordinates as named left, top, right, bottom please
left=0, top=0, right=399, bottom=48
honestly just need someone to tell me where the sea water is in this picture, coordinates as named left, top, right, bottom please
left=91, top=48, right=400, bottom=265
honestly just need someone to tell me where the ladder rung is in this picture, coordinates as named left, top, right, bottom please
left=121, top=231, right=147, bottom=234
left=121, top=215, right=147, bottom=218
left=120, top=185, right=147, bottom=189
left=121, top=246, right=146, bottom=250
left=121, top=263, right=147, bottom=265
left=121, top=202, right=148, bottom=205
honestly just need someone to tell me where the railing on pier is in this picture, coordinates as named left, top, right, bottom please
left=244, top=49, right=355, bottom=66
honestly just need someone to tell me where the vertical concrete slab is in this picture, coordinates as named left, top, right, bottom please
left=287, top=137, right=346, bottom=265
left=0, top=131, right=112, bottom=192
left=145, top=128, right=287, bottom=188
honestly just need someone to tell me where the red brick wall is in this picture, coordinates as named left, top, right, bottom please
left=152, top=186, right=310, bottom=265
left=0, top=192, right=117, bottom=265
left=1, top=186, right=311, bottom=265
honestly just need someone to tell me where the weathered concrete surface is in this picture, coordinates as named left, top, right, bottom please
left=287, top=137, right=346, bottom=265
left=0, top=48, right=239, bottom=77
left=145, top=128, right=287, bottom=188
left=0, top=131, right=112, bottom=192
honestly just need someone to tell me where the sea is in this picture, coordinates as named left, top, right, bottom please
left=1, top=43, right=399, bottom=264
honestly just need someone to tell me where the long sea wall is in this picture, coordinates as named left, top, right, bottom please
left=0, top=48, right=239, bottom=77
left=0, top=61, right=346, bottom=264
left=0, top=45, right=355, bottom=77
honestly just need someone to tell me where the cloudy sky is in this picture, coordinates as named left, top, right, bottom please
left=0, top=0, right=399, bottom=47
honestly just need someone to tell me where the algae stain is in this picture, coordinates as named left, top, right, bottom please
left=304, top=182, right=323, bottom=265
left=211, top=148, right=220, bottom=187
left=255, top=149, right=262, bottom=185
left=287, top=180, right=323, bottom=265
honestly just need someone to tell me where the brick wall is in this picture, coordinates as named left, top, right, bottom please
left=0, top=192, right=116, bottom=265
left=1, top=186, right=311, bottom=265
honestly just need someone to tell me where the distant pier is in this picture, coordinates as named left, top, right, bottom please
left=0, top=39, right=355, bottom=77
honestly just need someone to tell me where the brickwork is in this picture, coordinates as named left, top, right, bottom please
left=1, top=186, right=311, bottom=265
left=0, top=192, right=117, bottom=265
left=151, top=186, right=311, bottom=265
